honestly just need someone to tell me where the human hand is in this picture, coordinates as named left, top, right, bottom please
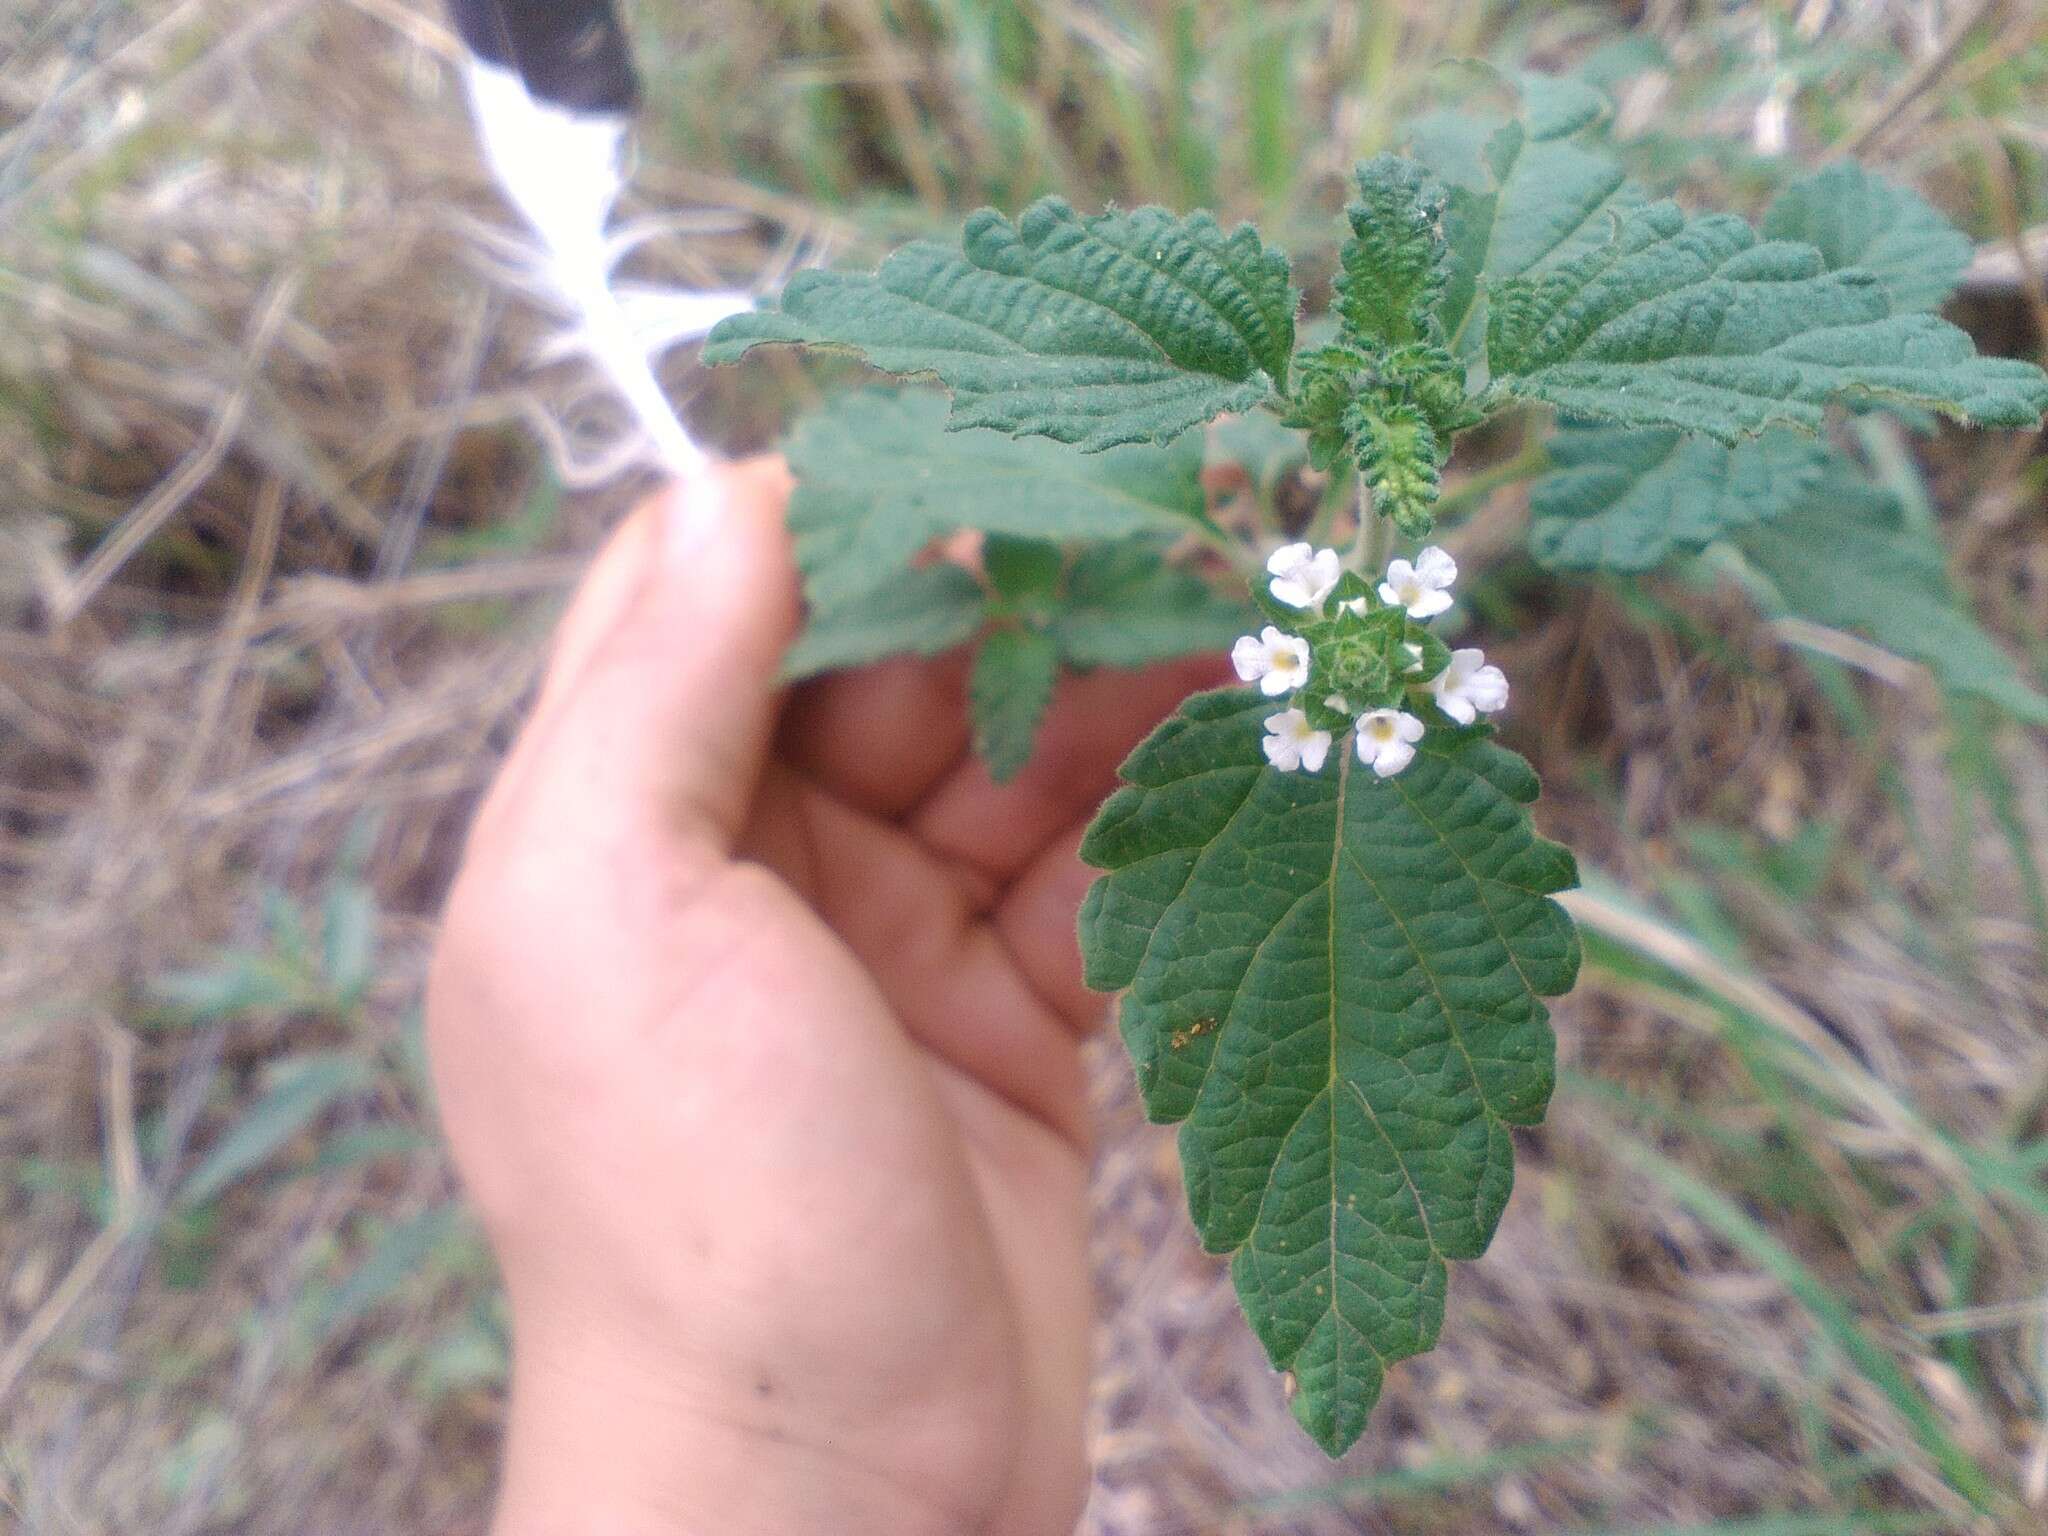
left=427, top=462, right=1221, bottom=1536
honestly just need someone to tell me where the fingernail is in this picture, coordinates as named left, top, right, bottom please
left=662, top=470, right=722, bottom=567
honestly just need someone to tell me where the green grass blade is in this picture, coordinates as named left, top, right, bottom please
left=1580, top=1115, right=1997, bottom=1511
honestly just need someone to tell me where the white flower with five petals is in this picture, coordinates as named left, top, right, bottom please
left=1428, top=648, right=1509, bottom=724
left=1231, top=626, right=1310, bottom=696
left=1356, top=708, right=1425, bottom=778
left=1262, top=709, right=1332, bottom=772
left=1266, top=542, right=1342, bottom=610
left=1378, top=546, right=1457, bottom=619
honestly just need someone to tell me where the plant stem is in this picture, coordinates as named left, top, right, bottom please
left=1305, top=462, right=1349, bottom=549
left=1350, top=475, right=1392, bottom=574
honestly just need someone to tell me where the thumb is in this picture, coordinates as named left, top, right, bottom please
left=520, top=456, right=798, bottom=847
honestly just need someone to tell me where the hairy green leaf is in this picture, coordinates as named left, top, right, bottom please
left=1079, top=690, right=1579, bottom=1453
left=785, top=391, right=1208, bottom=609
left=1529, top=426, right=1830, bottom=571
left=1336, top=155, right=1450, bottom=349
left=983, top=534, right=1065, bottom=607
left=1053, top=541, right=1251, bottom=668
left=783, top=565, right=987, bottom=681
left=1412, top=108, right=1639, bottom=349
left=706, top=199, right=1297, bottom=450
left=1763, top=162, right=1971, bottom=315
left=1349, top=398, right=1444, bottom=536
left=1490, top=202, right=2048, bottom=439
left=1740, top=481, right=2048, bottom=724
left=971, top=626, right=1060, bottom=782
left=1511, top=70, right=1609, bottom=141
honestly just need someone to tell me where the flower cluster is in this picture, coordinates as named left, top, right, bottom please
left=1231, top=541, right=1508, bottom=779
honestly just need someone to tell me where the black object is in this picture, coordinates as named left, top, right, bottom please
left=449, top=0, right=640, bottom=115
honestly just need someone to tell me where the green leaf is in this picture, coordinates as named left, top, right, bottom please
left=782, top=564, right=987, bottom=681
left=1511, top=70, right=1609, bottom=141
left=983, top=534, right=1065, bottom=607
left=1739, top=479, right=2048, bottom=725
left=1079, top=690, right=1579, bottom=1453
left=1411, top=110, right=1639, bottom=348
left=785, top=390, right=1210, bottom=610
left=321, top=880, right=378, bottom=1008
left=1489, top=202, right=2048, bottom=439
left=970, top=626, right=1060, bottom=782
left=1528, top=425, right=1830, bottom=571
left=146, top=951, right=314, bottom=1024
left=706, top=199, right=1297, bottom=450
left=176, top=1053, right=376, bottom=1211
left=1762, top=161, right=1972, bottom=315
left=1052, top=541, right=1251, bottom=668
left=1349, top=396, right=1445, bottom=537
left=1335, top=155, right=1450, bottom=350
left=316, top=1203, right=469, bottom=1343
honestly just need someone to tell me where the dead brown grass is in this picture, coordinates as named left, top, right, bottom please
left=3, top=1, right=2048, bottom=1533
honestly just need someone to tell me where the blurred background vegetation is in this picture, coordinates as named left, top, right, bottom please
left=2, top=1, right=2047, bottom=1531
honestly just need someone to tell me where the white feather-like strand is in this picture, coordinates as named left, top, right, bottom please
left=461, top=58, right=750, bottom=479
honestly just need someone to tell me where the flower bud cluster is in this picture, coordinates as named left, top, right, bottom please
left=1231, top=541, right=1508, bottom=778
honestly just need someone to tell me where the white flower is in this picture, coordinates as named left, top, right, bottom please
left=1323, top=693, right=1351, bottom=714
left=1428, top=648, right=1509, bottom=725
left=1378, top=545, right=1457, bottom=619
left=1356, top=708, right=1425, bottom=778
left=1266, top=542, right=1343, bottom=610
left=1231, top=626, right=1311, bottom=696
left=1262, top=709, right=1332, bottom=773
left=1402, top=642, right=1425, bottom=674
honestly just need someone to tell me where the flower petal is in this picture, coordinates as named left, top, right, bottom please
left=1266, top=541, right=1313, bottom=576
left=1371, top=737, right=1417, bottom=777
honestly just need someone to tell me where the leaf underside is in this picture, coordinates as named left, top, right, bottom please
left=1741, top=482, right=2048, bottom=725
left=1079, top=689, right=1579, bottom=1453
left=1489, top=201, right=2048, bottom=439
left=1762, top=161, right=1972, bottom=315
left=1528, top=425, right=1830, bottom=571
left=1053, top=541, right=1252, bottom=669
left=782, top=564, right=986, bottom=682
left=782, top=390, right=1208, bottom=610
left=705, top=199, right=1298, bottom=450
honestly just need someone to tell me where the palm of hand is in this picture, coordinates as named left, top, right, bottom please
left=429, top=474, right=1219, bottom=1536
left=705, top=651, right=1221, bottom=1536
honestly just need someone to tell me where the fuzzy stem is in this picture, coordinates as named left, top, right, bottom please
left=1349, top=476, right=1393, bottom=574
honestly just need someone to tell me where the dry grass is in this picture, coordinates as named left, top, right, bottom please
left=3, top=1, right=2048, bottom=1532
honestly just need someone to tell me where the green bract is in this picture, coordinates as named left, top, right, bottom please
left=709, top=80, right=2048, bottom=1454
left=1079, top=691, right=1578, bottom=1453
